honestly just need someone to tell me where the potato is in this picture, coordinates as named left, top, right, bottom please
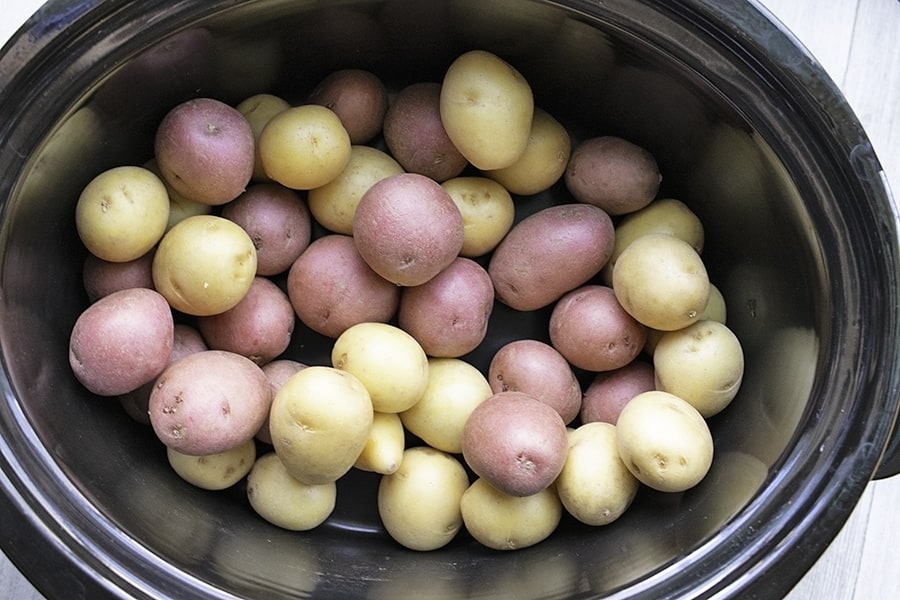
left=615, top=390, right=713, bottom=492
left=143, top=157, right=212, bottom=230
left=149, top=350, right=272, bottom=456
left=219, top=182, right=312, bottom=276
left=488, top=203, right=614, bottom=311
left=399, top=357, right=492, bottom=454
left=352, top=173, right=464, bottom=286
left=154, top=97, right=255, bottom=205
left=75, top=166, right=170, bottom=263
left=247, top=451, right=337, bottom=531
left=286, top=234, right=400, bottom=338
left=307, top=68, right=389, bottom=144
left=307, top=145, right=404, bottom=235
left=255, top=359, right=308, bottom=445
left=702, top=283, right=727, bottom=324
left=167, top=437, right=256, bottom=491
left=69, top=287, right=174, bottom=397
left=354, top=411, right=405, bottom=475
left=548, top=285, right=647, bottom=372
left=460, top=478, right=562, bottom=551
left=235, top=93, right=291, bottom=182
left=152, top=215, right=257, bottom=316
left=580, top=360, right=655, bottom=425
left=268, top=366, right=373, bottom=484
left=440, top=50, right=534, bottom=170
left=382, top=82, right=468, bottom=182
left=440, top=176, right=515, bottom=258
left=461, top=391, right=568, bottom=497
left=487, top=339, right=581, bottom=424
left=612, top=232, right=710, bottom=331
left=483, top=107, right=571, bottom=195
left=564, top=136, right=661, bottom=215
left=258, top=104, right=351, bottom=190
left=331, top=322, right=429, bottom=413
left=653, top=320, right=744, bottom=418
left=197, top=276, right=295, bottom=365
left=82, top=250, right=155, bottom=303
left=556, top=422, right=640, bottom=526
left=397, top=257, right=494, bottom=358
left=377, top=446, right=469, bottom=551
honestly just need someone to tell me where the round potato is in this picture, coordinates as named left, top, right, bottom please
left=580, top=360, right=655, bottom=425
left=615, top=390, right=713, bottom=492
left=82, top=250, right=155, bottom=303
left=152, top=215, right=257, bottom=316
left=460, top=478, right=562, bottom=551
left=440, top=176, right=515, bottom=258
left=702, top=282, right=727, bottom=324
left=440, top=50, right=534, bottom=170
left=69, top=287, right=174, bottom=397
left=307, top=68, right=389, bottom=144
left=256, top=359, right=308, bottom=444
left=247, top=451, right=337, bottom=531
left=354, top=411, right=405, bottom=475
left=377, top=446, right=469, bottom=551
left=167, top=437, right=256, bottom=491
left=235, top=92, right=291, bottom=182
left=75, top=165, right=170, bottom=263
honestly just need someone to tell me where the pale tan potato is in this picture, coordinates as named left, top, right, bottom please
left=440, top=176, right=515, bottom=258
left=399, top=357, right=492, bottom=454
left=235, top=93, right=291, bottom=182
left=377, top=446, right=469, bottom=551
left=268, top=366, right=373, bottom=484
left=143, top=158, right=211, bottom=231
left=255, top=359, right=307, bottom=444
left=167, top=437, right=256, bottom=491
left=653, top=320, right=744, bottom=418
left=556, top=422, right=639, bottom=526
left=440, top=49, right=534, bottom=170
left=354, top=411, right=406, bottom=475
left=331, top=322, right=429, bottom=413
left=460, top=478, right=562, bottom=551
left=75, top=165, right=170, bottom=263
left=702, top=283, right=727, bottom=323
left=615, top=390, right=713, bottom=492
left=152, top=215, right=257, bottom=316
left=246, top=451, right=337, bottom=531
left=612, top=233, right=710, bottom=331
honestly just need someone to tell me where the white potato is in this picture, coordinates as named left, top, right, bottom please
left=167, top=437, right=256, bottom=491
left=460, top=478, right=562, bottom=551
left=354, top=411, right=406, bottom=475
left=701, top=282, right=727, bottom=324
left=246, top=452, right=337, bottom=531
left=441, top=177, right=515, bottom=258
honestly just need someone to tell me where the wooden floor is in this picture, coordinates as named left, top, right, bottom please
left=1, top=0, right=899, bottom=598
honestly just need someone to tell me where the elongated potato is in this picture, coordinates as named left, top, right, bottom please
left=354, top=411, right=406, bottom=475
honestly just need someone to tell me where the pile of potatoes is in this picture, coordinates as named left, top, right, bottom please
left=67, top=49, right=744, bottom=552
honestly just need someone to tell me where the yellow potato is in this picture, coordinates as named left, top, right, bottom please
left=143, top=158, right=211, bottom=231
left=377, top=446, right=469, bottom=551
left=701, top=282, right=728, bottom=324
left=167, top=438, right=256, bottom=491
left=235, top=92, right=291, bottom=182
left=440, top=50, right=534, bottom=170
left=440, top=177, right=515, bottom=258
left=331, top=322, right=429, bottom=413
left=246, top=452, right=337, bottom=531
left=268, top=366, right=373, bottom=484
left=354, top=411, right=405, bottom=475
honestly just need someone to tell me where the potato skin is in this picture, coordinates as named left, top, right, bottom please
left=82, top=250, right=155, bottom=303
left=488, top=203, right=614, bottom=311
left=460, top=478, right=562, bottom=551
left=247, top=452, right=337, bottom=531
left=167, top=437, right=256, bottom=491
left=307, top=68, right=389, bottom=144
left=581, top=360, right=655, bottom=425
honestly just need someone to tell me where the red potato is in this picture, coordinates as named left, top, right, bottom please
left=307, top=68, right=389, bottom=144
left=580, top=360, right=655, bottom=425
left=82, top=250, right=155, bottom=303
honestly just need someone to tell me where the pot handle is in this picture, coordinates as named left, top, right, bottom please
left=874, top=421, right=900, bottom=479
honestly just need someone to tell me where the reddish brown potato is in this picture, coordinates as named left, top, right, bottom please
left=580, top=360, right=655, bottom=425
left=487, top=339, right=581, bottom=424
left=398, top=257, right=494, bottom=358
left=549, top=285, right=647, bottom=372
left=307, top=68, right=389, bottom=144
left=286, top=234, right=400, bottom=339
left=82, top=250, right=155, bottom=303
left=256, top=359, right=308, bottom=445
left=461, top=391, right=568, bottom=497
left=69, top=288, right=174, bottom=396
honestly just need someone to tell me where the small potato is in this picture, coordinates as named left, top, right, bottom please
left=548, top=285, right=647, bottom=372
left=152, top=215, right=257, bottom=316
left=461, top=391, right=568, bottom=497
left=235, top=93, right=291, bottom=182
left=653, top=320, right=744, bottom=418
left=307, top=68, right=389, bottom=144
left=82, top=250, right=155, bottom=303
left=377, top=446, right=469, bottom=551
left=331, top=322, right=429, bottom=413
left=440, top=50, right=534, bottom=170
left=149, top=350, right=272, bottom=456
left=612, top=233, right=710, bottom=331
left=354, top=411, right=405, bottom=475
left=75, top=165, right=170, bottom=263
left=556, top=422, right=640, bottom=526
left=307, top=145, right=404, bottom=235
left=286, top=234, right=400, bottom=338
left=702, top=283, right=727, bottom=324
left=488, top=339, right=581, bottom=424
left=441, top=176, right=515, bottom=258
left=269, top=366, right=373, bottom=484
left=489, top=203, right=614, bottom=311
left=580, top=360, right=655, bottom=425
left=247, top=452, right=337, bottom=531
left=219, top=183, right=312, bottom=276
left=399, top=357, right=492, bottom=454
left=258, top=104, right=352, bottom=190
left=615, top=390, right=713, bottom=492
left=352, top=173, right=464, bottom=287
left=460, top=478, right=562, bottom=551
left=564, top=136, right=661, bottom=216
left=143, top=157, right=212, bottom=231
left=398, top=257, right=494, bottom=358
left=69, top=287, right=174, bottom=397
left=256, top=359, right=308, bottom=444
left=484, top=107, right=571, bottom=196
left=167, top=437, right=256, bottom=491
left=197, top=276, right=295, bottom=365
